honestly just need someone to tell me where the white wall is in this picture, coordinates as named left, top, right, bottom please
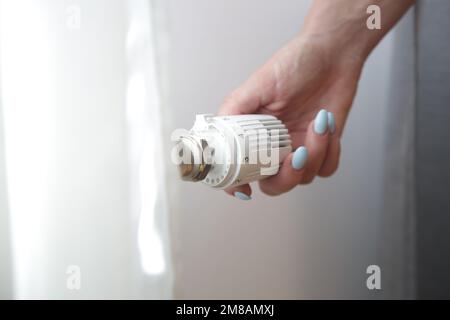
left=166, top=0, right=395, bottom=299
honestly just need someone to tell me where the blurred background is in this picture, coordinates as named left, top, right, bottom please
left=0, top=0, right=412, bottom=299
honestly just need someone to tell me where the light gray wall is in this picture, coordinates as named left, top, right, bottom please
left=166, top=0, right=395, bottom=299
left=416, top=0, right=450, bottom=299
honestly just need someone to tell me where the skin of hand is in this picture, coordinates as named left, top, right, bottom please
left=219, top=0, right=415, bottom=198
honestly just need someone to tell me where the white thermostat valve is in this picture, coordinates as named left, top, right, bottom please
left=174, top=114, right=292, bottom=189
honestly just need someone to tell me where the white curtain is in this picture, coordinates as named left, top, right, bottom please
left=0, top=0, right=173, bottom=299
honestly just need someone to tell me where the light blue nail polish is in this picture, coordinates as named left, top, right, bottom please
left=234, top=191, right=251, bottom=200
left=291, top=146, right=308, bottom=170
left=314, top=109, right=328, bottom=135
left=327, top=112, right=336, bottom=134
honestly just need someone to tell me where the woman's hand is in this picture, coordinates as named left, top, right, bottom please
left=219, top=35, right=363, bottom=197
left=219, top=0, right=415, bottom=199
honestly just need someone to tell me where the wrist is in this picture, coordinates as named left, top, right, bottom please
left=298, top=0, right=415, bottom=68
left=294, top=31, right=366, bottom=75
left=299, top=11, right=373, bottom=67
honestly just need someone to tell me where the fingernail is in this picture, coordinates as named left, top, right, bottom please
left=327, top=112, right=336, bottom=134
left=314, top=109, right=328, bottom=135
left=234, top=191, right=251, bottom=200
left=291, top=146, right=308, bottom=170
